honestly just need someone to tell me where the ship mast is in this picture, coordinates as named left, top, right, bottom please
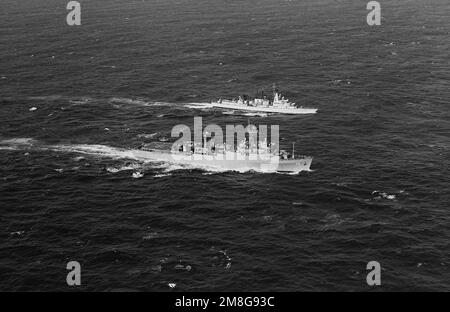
left=203, top=131, right=208, bottom=153
left=272, top=83, right=279, bottom=103
left=292, top=142, right=295, bottom=159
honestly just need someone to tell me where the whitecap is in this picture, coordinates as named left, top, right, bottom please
left=137, top=133, right=158, bottom=139
left=10, top=231, right=25, bottom=236
left=142, top=232, right=159, bottom=240
left=174, top=264, right=192, bottom=272
left=372, top=190, right=397, bottom=200
left=107, top=163, right=142, bottom=173
left=132, top=172, right=144, bottom=179
left=154, top=173, right=171, bottom=178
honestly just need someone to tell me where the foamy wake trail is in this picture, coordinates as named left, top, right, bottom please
left=109, top=97, right=149, bottom=106
left=0, top=138, right=139, bottom=162
left=0, top=138, right=36, bottom=145
left=51, top=144, right=137, bottom=160
left=27, top=95, right=63, bottom=101
left=109, top=97, right=173, bottom=107
left=0, top=138, right=219, bottom=173
left=109, top=98, right=216, bottom=109
left=184, top=102, right=214, bottom=109
left=186, top=104, right=270, bottom=117
left=0, top=138, right=36, bottom=150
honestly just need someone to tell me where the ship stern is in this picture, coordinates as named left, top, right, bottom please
left=276, top=157, right=312, bottom=173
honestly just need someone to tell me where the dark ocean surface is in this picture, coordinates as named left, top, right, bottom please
left=0, top=0, right=449, bottom=291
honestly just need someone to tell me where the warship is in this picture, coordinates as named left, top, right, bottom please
left=133, top=132, right=312, bottom=174
left=208, top=84, right=317, bottom=115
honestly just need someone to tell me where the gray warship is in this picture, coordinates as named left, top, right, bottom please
left=208, top=84, right=318, bottom=115
left=133, top=133, right=312, bottom=174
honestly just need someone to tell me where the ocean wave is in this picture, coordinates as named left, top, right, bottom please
left=106, top=163, right=142, bottom=173
left=0, top=146, right=19, bottom=151
left=371, top=190, right=397, bottom=200
left=69, top=97, right=93, bottom=105
left=137, top=133, right=159, bottom=139
left=132, top=171, right=144, bottom=179
left=153, top=173, right=172, bottom=178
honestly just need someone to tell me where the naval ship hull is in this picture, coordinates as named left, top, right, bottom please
left=131, top=149, right=312, bottom=173
left=209, top=101, right=318, bottom=115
